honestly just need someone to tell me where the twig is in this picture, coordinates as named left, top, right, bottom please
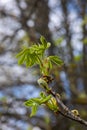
left=49, top=89, right=87, bottom=126
left=38, top=76, right=87, bottom=126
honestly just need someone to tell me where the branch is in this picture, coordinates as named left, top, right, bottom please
left=49, top=89, right=87, bottom=126
left=38, top=76, right=87, bottom=126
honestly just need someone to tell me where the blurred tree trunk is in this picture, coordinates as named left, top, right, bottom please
left=34, top=0, right=55, bottom=55
left=61, top=0, right=74, bottom=62
left=61, top=0, right=78, bottom=97
left=79, top=0, right=87, bottom=93
left=15, top=0, right=55, bottom=55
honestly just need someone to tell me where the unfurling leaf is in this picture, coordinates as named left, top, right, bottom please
left=46, top=97, right=59, bottom=112
left=24, top=92, right=52, bottom=117
left=49, top=56, right=63, bottom=66
left=18, top=54, right=25, bottom=65
left=30, top=103, right=38, bottom=117
left=40, top=36, right=47, bottom=48
left=41, top=57, right=52, bottom=75
left=16, top=49, right=27, bottom=58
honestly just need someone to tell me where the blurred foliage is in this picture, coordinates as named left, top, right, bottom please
left=54, top=37, right=64, bottom=46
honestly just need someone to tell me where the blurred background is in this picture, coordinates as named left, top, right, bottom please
left=0, top=0, right=87, bottom=130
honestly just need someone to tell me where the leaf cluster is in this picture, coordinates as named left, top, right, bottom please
left=16, top=36, right=63, bottom=76
left=24, top=92, right=59, bottom=117
left=24, top=92, right=52, bottom=117
left=16, top=36, right=51, bottom=67
left=41, top=55, right=63, bottom=75
left=46, top=97, right=59, bottom=112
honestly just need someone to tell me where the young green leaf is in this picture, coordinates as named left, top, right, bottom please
left=49, top=56, right=63, bottom=66
left=40, top=95, right=52, bottom=104
left=16, top=49, right=27, bottom=58
left=18, top=55, right=25, bottom=65
left=40, top=92, right=46, bottom=98
left=46, top=97, right=59, bottom=112
left=40, top=36, right=47, bottom=48
left=30, top=103, right=38, bottom=117
left=24, top=92, right=52, bottom=117
left=24, top=99, right=34, bottom=107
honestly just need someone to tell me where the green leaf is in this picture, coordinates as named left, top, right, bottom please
left=40, top=92, right=46, bottom=98
left=40, top=92, right=52, bottom=104
left=30, top=103, right=38, bottom=117
left=24, top=93, right=51, bottom=107
left=49, top=60, right=53, bottom=70
left=16, top=49, right=26, bottom=58
left=24, top=99, right=34, bottom=107
left=41, top=95, right=52, bottom=103
left=18, top=55, right=25, bottom=65
left=40, top=36, right=47, bottom=48
left=25, top=54, right=31, bottom=67
left=49, top=56, right=63, bottom=66
left=32, top=98, right=42, bottom=104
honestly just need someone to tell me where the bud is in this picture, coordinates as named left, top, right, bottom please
left=47, top=42, right=51, bottom=48
left=71, top=109, right=80, bottom=116
left=37, top=78, right=48, bottom=90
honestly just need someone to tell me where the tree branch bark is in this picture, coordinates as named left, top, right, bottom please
left=49, top=89, right=87, bottom=126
